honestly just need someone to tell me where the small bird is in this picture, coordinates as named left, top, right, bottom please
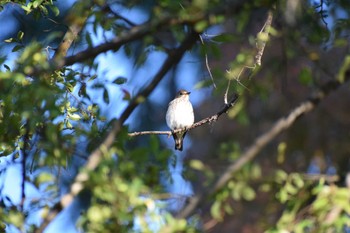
left=166, top=90, right=194, bottom=151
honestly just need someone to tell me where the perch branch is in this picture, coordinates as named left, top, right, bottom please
left=128, top=94, right=239, bottom=137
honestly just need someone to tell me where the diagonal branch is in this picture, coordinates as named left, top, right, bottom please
left=34, top=30, right=200, bottom=233
left=61, top=1, right=247, bottom=67
left=176, top=73, right=350, bottom=219
left=255, top=10, right=273, bottom=66
left=53, top=2, right=89, bottom=60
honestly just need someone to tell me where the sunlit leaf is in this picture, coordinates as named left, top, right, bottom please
left=68, top=113, right=81, bottom=121
left=211, top=200, right=223, bottom=221
left=189, top=159, right=205, bottom=170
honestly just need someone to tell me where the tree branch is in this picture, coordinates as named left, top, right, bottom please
left=62, top=13, right=214, bottom=67
left=128, top=94, right=239, bottom=137
left=20, top=121, right=30, bottom=212
left=53, top=1, right=90, bottom=61
left=255, top=10, right=273, bottom=66
left=176, top=74, right=350, bottom=219
left=61, top=1, right=247, bottom=67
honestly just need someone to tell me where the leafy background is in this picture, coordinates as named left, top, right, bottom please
left=0, top=0, right=350, bottom=232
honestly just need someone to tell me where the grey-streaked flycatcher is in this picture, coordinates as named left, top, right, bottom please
left=166, top=90, right=194, bottom=151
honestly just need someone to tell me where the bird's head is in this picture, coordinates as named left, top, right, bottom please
left=176, top=89, right=191, bottom=99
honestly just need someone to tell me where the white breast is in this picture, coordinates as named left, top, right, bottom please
left=166, top=99, right=194, bottom=130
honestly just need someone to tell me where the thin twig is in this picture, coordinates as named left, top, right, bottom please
left=129, top=131, right=172, bottom=137
left=199, top=34, right=217, bottom=89
left=223, top=78, right=231, bottom=105
left=20, top=121, right=30, bottom=212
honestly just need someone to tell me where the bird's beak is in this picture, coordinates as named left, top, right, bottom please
left=187, top=91, right=191, bottom=95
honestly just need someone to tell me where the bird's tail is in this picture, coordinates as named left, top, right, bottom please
left=175, top=137, right=183, bottom=151
left=173, top=131, right=187, bottom=151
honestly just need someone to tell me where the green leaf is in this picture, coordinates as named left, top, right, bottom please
left=88, top=74, right=98, bottom=82
left=112, top=77, right=127, bottom=85
left=211, top=200, right=223, bottom=221
left=65, top=120, right=73, bottom=129
left=12, top=45, right=23, bottom=52
left=194, top=20, right=208, bottom=32
left=33, top=0, right=40, bottom=8
left=85, top=33, right=93, bottom=47
left=250, top=163, right=261, bottom=179
left=39, top=5, right=49, bottom=15
left=50, top=5, right=60, bottom=16
left=4, top=38, right=15, bottom=43
left=66, top=83, right=74, bottom=92
left=298, top=67, right=313, bottom=86
left=147, top=136, right=158, bottom=153
left=291, top=173, right=304, bottom=189
left=285, top=182, right=298, bottom=195
left=275, top=169, right=288, bottom=184
left=103, top=88, right=109, bottom=104
left=17, top=31, right=24, bottom=41
left=3, top=64, right=11, bottom=71
left=36, top=172, right=54, bottom=184
left=189, top=159, right=205, bottom=170
left=68, top=113, right=81, bottom=121
left=212, top=34, right=235, bottom=43
left=224, top=204, right=234, bottom=215
left=276, top=189, right=288, bottom=203
left=242, top=186, right=256, bottom=201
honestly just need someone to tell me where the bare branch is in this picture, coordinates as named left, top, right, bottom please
left=129, top=130, right=172, bottom=137
left=255, top=10, right=273, bottom=66
left=128, top=94, right=239, bottom=137
left=199, top=34, right=216, bottom=89
left=225, top=10, right=273, bottom=104
left=213, top=101, right=314, bottom=191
